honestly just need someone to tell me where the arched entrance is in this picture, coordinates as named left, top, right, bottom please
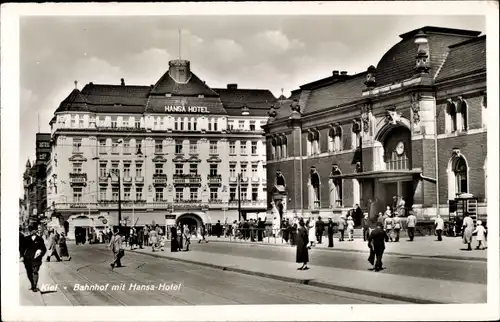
left=176, top=213, right=203, bottom=234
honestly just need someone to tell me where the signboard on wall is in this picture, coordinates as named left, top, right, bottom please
left=165, top=214, right=176, bottom=226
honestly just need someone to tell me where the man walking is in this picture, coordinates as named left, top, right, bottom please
left=434, top=214, right=444, bottom=241
left=338, top=215, right=345, bottom=242
left=393, top=214, right=402, bottom=242
left=407, top=211, right=417, bottom=241
left=109, top=229, right=124, bottom=269
left=327, top=218, right=334, bottom=248
left=362, top=213, right=370, bottom=241
left=22, top=225, right=47, bottom=292
left=315, top=216, right=325, bottom=244
left=46, top=228, right=61, bottom=262
left=367, top=222, right=389, bottom=272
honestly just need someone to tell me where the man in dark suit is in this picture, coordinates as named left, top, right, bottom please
left=315, top=217, right=325, bottom=244
left=327, top=218, right=335, bottom=248
left=22, top=225, right=47, bottom=292
left=367, top=222, right=389, bottom=272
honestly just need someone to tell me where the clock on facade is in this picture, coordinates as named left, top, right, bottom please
left=396, top=142, right=405, bottom=155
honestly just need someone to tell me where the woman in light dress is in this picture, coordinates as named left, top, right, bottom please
left=182, top=225, right=191, bottom=251
left=307, top=216, right=316, bottom=248
left=462, top=213, right=475, bottom=251
left=473, top=220, right=487, bottom=250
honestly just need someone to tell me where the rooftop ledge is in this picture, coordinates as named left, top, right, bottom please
left=362, top=77, right=422, bottom=97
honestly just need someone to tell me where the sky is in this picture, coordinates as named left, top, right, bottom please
left=19, top=15, right=485, bottom=197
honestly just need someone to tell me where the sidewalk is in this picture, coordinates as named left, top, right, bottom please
left=130, top=248, right=486, bottom=304
left=19, top=261, right=72, bottom=306
left=202, top=235, right=488, bottom=261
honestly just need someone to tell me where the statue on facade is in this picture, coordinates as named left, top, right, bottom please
left=276, top=170, right=286, bottom=186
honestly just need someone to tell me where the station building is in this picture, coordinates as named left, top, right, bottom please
left=263, top=26, right=487, bottom=229
left=45, top=59, right=272, bottom=240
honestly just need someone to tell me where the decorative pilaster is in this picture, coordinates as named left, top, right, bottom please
left=410, top=92, right=422, bottom=133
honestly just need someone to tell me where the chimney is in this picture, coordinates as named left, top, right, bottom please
left=120, top=78, right=125, bottom=86
left=227, top=83, right=238, bottom=90
left=332, top=70, right=339, bottom=76
left=168, top=59, right=191, bottom=83
left=340, top=71, right=348, bottom=76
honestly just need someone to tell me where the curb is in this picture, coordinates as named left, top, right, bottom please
left=130, top=249, right=442, bottom=304
left=203, top=239, right=487, bottom=262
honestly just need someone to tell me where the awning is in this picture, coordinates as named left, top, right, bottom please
left=329, top=170, right=435, bottom=182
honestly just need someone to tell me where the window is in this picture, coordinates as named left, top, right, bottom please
left=123, top=163, right=131, bottom=178
left=79, top=118, right=84, bottom=128
left=136, top=141, right=142, bottom=154
left=251, top=141, right=257, bottom=155
left=238, top=120, right=245, bottom=129
left=155, top=140, right=163, bottom=153
left=210, top=188, right=218, bottom=201
left=309, top=170, right=321, bottom=209
left=228, top=121, right=234, bottom=130
left=251, top=164, right=258, bottom=178
left=175, top=164, right=184, bottom=175
left=153, top=118, right=158, bottom=129
left=250, top=121, right=256, bottom=131
left=230, top=187, right=236, bottom=201
left=155, top=163, right=163, bottom=174
left=73, top=187, right=83, bottom=202
left=457, top=99, right=468, bottom=132
left=135, top=163, right=142, bottom=177
left=187, top=121, right=192, bottom=131
left=155, top=188, right=164, bottom=201
left=330, top=179, right=343, bottom=208
left=387, top=149, right=409, bottom=171
left=213, top=120, right=218, bottom=131
left=189, top=140, right=198, bottom=154
left=190, top=164, right=198, bottom=175
left=111, top=139, right=119, bottom=153
left=193, top=119, right=197, bottom=131
left=180, top=119, right=184, bottom=131
left=229, top=164, right=236, bottom=178
left=73, top=138, right=82, bottom=153
left=208, top=120, right=212, bottom=131
left=241, top=164, right=247, bottom=178
left=99, top=187, right=107, bottom=201
left=71, top=117, right=76, bottom=128
left=229, top=141, right=236, bottom=154
left=39, top=142, right=50, bottom=148
left=241, top=187, right=248, bottom=200
left=123, top=140, right=130, bottom=154
left=136, top=187, right=143, bottom=200
left=123, top=119, right=129, bottom=128
left=454, top=157, right=468, bottom=195
left=124, top=187, right=131, bottom=200
left=112, top=187, right=119, bottom=201
left=190, top=187, right=198, bottom=200
left=175, top=188, right=183, bottom=201
left=73, top=163, right=82, bottom=173
left=175, top=140, right=183, bottom=154
left=240, top=141, right=247, bottom=155
left=111, top=119, right=117, bottom=128
left=209, top=141, right=218, bottom=154
left=252, top=188, right=258, bottom=201
left=352, top=130, right=361, bottom=149
left=210, top=164, right=218, bottom=176
left=99, top=162, right=107, bottom=177
left=135, top=120, right=141, bottom=129
left=174, top=118, right=179, bottom=131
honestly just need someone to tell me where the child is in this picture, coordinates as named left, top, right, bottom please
left=473, top=220, right=487, bottom=250
left=159, top=234, right=167, bottom=251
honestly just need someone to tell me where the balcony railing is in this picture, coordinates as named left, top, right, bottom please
left=99, top=176, right=108, bottom=184
left=135, top=176, right=144, bottom=183
left=240, top=177, right=249, bottom=182
left=173, top=174, right=201, bottom=185
left=209, top=199, right=223, bottom=204
left=251, top=177, right=260, bottom=182
left=229, top=177, right=237, bottom=182
left=122, top=176, right=133, bottom=184
left=153, top=173, right=167, bottom=185
left=207, top=175, right=222, bottom=184
left=69, top=173, right=87, bottom=185
left=228, top=199, right=266, bottom=207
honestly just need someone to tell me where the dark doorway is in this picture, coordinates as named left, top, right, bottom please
left=402, top=181, right=414, bottom=209
left=384, top=182, right=398, bottom=209
left=177, top=214, right=203, bottom=235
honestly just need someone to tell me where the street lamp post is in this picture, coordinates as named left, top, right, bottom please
left=237, top=173, right=242, bottom=222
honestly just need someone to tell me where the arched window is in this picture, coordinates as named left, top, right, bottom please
left=271, top=138, right=277, bottom=160
left=454, top=156, right=468, bottom=195
left=329, top=166, right=342, bottom=208
left=456, top=98, right=468, bottom=132
left=335, top=126, right=342, bottom=152
left=311, top=130, right=320, bottom=155
left=309, top=167, right=321, bottom=209
left=351, top=120, right=361, bottom=149
left=307, top=132, right=313, bottom=156
left=446, top=99, right=458, bottom=133
left=281, top=135, right=287, bottom=158
left=328, top=128, right=335, bottom=152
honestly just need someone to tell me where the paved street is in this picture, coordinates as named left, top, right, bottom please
left=20, top=243, right=408, bottom=306
left=189, top=238, right=487, bottom=284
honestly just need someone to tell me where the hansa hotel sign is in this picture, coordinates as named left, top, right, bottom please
left=164, top=105, right=209, bottom=113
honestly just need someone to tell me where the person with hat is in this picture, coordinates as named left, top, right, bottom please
left=109, top=228, right=124, bottom=269
left=384, top=213, right=394, bottom=242
left=362, top=213, right=370, bottom=241
left=337, top=215, right=346, bottom=242
left=295, top=218, right=310, bottom=270
left=315, top=216, right=325, bottom=244
left=46, top=228, right=61, bottom=262
left=393, top=213, right=402, bottom=242
left=307, top=216, right=316, bottom=248
left=58, top=232, right=72, bottom=261
left=327, top=218, right=335, bottom=247
left=367, top=222, right=389, bottom=272
left=22, top=225, right=47, bottom=292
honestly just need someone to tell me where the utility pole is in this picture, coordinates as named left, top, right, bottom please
left=237, top=173, right=242, bottom=222
left=117, top=169, right=122, bottom=228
